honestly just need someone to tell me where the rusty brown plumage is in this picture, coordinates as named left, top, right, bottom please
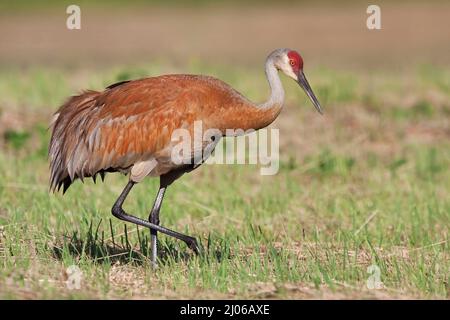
left=49, top=75, right=282, bottom=193
left=48, top=49, right=324, bottom=264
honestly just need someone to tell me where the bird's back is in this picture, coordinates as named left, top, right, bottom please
left=49, top=74, right=251, bottom=193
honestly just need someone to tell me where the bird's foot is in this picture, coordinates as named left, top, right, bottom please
left=185, top=237, right=201, bottom=255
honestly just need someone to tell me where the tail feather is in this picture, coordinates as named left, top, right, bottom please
left=49, top=90, right=100, bottom=193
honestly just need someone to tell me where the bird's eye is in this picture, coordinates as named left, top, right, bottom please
left=289, top=60, right=295, bottom=66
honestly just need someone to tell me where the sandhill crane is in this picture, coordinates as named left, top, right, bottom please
left=49, top=48, right=322, bottom=266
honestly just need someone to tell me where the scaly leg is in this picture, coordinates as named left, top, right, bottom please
left=148, top=186, right=166, bottom=267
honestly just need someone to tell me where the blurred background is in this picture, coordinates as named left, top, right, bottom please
left=1, top=0, right=449, bottom=157
left=1, top=0, right=450, bottom=67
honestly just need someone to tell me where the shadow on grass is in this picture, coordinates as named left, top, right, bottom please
left=51, top=220, right=231, bottom=266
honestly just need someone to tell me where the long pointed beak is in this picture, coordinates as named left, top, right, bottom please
left=297, top=71, right=323, bottom=114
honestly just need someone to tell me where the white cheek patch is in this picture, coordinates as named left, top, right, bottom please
left=280, top=54, right=298, bottom=80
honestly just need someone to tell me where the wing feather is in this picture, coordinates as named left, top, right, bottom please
left=49, top=75, right=246, bottom=193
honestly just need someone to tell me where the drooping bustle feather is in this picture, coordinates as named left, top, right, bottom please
left=49, top=90, right=101, bottom=193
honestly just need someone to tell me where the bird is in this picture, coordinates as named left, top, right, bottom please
left=49, top=48, right=323, bottom=266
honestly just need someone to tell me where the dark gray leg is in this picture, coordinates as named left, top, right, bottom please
left=146, top=169, right=200, bottom=266
left=148, top=186, right=166, bottom=267
left=111, top=181, right=199, bottom=263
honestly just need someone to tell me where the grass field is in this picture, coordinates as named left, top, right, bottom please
left=0, top=1, right=449, bottom=299
left=0, top=60, right=449, bottom=299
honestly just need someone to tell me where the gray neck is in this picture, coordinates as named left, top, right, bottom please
left=258, top=57, right=285, bottom=109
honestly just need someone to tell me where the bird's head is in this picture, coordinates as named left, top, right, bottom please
left=269, top=48, right=323, bottom=114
